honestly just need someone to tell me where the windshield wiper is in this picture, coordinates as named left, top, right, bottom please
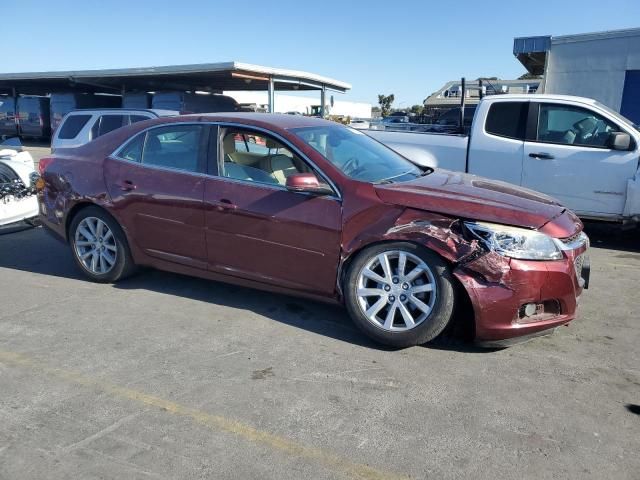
left=376, top=168, right=432, bottom=184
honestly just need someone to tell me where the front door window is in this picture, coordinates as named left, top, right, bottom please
left=537, top=104, right=619, bottom=148
left=220, top=129, right=311, bottom=186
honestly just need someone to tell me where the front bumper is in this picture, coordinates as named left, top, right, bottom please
left=454, top=242, right=589, bottom=342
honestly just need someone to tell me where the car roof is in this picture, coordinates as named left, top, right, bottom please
left=178, top=112, right=339, bottom=130
left=66, top=108, right=179, bottom=117
left=482, top=93, right=599, bottom=105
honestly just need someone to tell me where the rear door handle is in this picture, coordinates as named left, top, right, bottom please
left=211, top=198, right=237, bottom=212
left=116, top=180, right=136, bottom=191
left=528, top=152, right=555, bottom=160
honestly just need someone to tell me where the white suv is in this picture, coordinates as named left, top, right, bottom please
left=51, top=109, right=177, bottom=152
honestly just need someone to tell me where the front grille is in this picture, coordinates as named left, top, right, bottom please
left=561, top=232, right=582, bottom=245
left=560, top=231, right=588, bottom=250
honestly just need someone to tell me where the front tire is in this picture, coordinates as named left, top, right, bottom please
left=344, top=242, right=456, bottom=348
left=69, top=206, right=136, bottom=283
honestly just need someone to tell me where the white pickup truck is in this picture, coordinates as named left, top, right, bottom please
left=368, top=94, right=640, bottom=223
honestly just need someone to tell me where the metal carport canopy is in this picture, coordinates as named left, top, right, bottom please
left=0, top=61, right=351, bottom=95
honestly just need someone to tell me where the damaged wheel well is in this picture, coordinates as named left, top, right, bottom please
left=337, top=239, right=476, bottom=340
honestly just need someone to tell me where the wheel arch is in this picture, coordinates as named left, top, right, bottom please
left=338, top=238, right=476, bottom=340
left=65, top=202, right=123, bottom=243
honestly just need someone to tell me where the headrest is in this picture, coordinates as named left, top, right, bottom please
left=146, top=135, right=162, bottom=154
left=265, top=138, right=279, bottom=149
left=223, top=134, right=236, bottom=153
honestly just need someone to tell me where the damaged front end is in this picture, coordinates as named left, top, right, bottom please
left=341, top=207, right=588, bottom=344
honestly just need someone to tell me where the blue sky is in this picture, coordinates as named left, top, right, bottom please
left=7, top=0, right=640, bottom=107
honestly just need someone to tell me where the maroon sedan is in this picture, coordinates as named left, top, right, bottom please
left=37, top=114, right=589, bottom=347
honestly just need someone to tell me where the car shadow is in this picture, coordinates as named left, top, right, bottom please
left=0, top=227, right=432, bottom=351
left=626, top=404, right=640, bottom=416
left=583, top=221, right=640, bottom=254
left=7, top=223, right=629, bottom=353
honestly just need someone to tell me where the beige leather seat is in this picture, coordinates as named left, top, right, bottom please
left=223, top=134, right=262, bottom=167
left=261, top=154, right=299, bottom=185
left=259, top=138, right=299, bottom=185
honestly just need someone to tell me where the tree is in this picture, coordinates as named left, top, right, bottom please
left=377, top=94, right=395, bottom=117
left=410, top=104, right=424, bottom=115
left=518, top=72, right=542, bottom=80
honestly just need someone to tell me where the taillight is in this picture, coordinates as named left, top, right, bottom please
left=38, top=156, right=54, bottom=175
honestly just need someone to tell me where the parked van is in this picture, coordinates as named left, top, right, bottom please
left=151, top=92, right=240, bottom=113
left=123, top=92, right=151, bottom=109
left=0, top=96, right=17, bottom=137
left=17, top=96, right=51, bottom=140
left=50, top=93, right=121, bottom=132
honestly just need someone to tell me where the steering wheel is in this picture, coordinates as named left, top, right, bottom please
left=585, top=121, right=600, bottom=142
left=342, top=156, right=361, bottom=176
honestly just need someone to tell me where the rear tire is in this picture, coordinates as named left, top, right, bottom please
left=69, top=206, right=136, bottom=283
left=344, top=242, right=456, bottom=348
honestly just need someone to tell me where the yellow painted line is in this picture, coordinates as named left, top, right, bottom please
left=0, top=350, right=407, bottom=480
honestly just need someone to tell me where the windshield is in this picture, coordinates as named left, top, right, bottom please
left=593, top=101, right=640, bottom=131
left=291, top=125, right=424, bottom=183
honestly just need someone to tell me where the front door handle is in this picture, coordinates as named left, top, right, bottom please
left=211, top=198, right=237, bottom=212
left=116, top=180, right=136, bottom=191
left=528, top=152, right=555, bottom=160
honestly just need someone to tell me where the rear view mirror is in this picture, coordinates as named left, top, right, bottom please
left=608, top=132, right=632, bottom=151
left=285, top=173, right=333, bottom=196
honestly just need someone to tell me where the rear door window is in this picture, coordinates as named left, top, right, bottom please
left=93, top=114, right=127, bottom=138
left=485, top=102, right=527, bottom=140
left=141, top=125, right=205, bottom=173
left=119, top=133, right=145, bottom=162
left=58, top=115, right=91, bottom=139
left=130, top=114, right=151, bottom=124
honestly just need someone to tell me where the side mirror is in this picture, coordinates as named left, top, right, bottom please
left=608, top=132, right=632, bottom=151
left=285, top=173, right=333, bottom=196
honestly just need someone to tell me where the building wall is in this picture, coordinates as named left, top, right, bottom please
left=544, top=31, right=640, bottom=111
left=225, top=91, right=372, bottom=118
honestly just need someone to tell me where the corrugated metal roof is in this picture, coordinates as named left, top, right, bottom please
left=0, top=61, right=351, bottom=95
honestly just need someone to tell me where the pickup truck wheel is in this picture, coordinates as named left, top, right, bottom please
left=344, top=242, right=456, bottom=348
left=69, top=207, right=136, bottom=283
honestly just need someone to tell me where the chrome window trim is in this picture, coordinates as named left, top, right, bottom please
left=111, top=121, right=342, bottom=199
left=108, top=154, right=211, bottom=179
left=211, top=174, right=341, bottom=201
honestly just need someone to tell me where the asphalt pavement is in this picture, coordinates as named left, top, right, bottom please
left=0, top=219, right=638, bottom=480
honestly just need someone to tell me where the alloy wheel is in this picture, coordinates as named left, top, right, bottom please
left=356, top=250, right=437, bottom=331
left=74, top=216, right=118, bottom=275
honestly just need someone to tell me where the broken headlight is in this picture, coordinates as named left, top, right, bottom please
left=464, top=221, right=563, bottom=261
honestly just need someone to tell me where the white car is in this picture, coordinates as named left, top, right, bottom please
left=0, top=138, right=39, bottom=231
left=51, top=108, right=178, bottom=152
left=349, top=119, right=370, bottom=130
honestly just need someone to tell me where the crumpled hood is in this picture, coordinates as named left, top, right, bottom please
left=374, top=170, right=566, bottom=229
